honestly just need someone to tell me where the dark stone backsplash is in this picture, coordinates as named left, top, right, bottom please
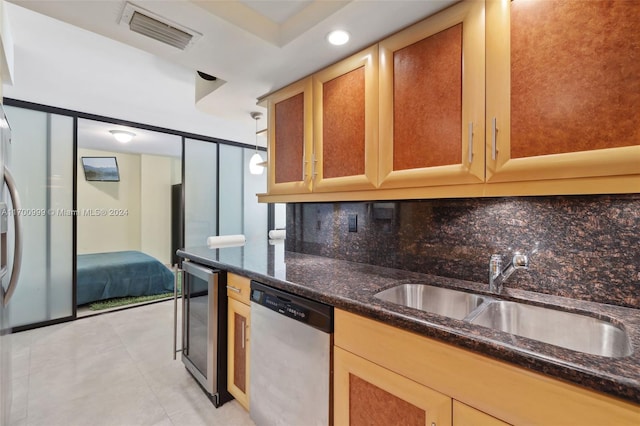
left=286, top=194, right=640, bottom=309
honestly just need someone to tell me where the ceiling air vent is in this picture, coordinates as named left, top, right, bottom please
left=119, top=2, right=202, bottom=50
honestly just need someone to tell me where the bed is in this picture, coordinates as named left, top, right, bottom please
left=77, top=250, right=175, bottom=306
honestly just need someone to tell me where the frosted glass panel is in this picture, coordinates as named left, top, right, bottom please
left=48, top=115, right=74, bottom=319
left=274, top=203, right=286, bottom=230
left=243, top=148, right=267, bottom=243
left=184, top=142, right=268, bottom=250
left=219, top=144, right=243, bottom=236
left=184, top=139, right=217, bottom=247
left=4, top=106, right=73, bottom=328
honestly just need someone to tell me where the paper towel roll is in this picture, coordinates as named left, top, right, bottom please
left=268, top=229, right=286, bottom=240
left=206, top=234, right=246, bottom=248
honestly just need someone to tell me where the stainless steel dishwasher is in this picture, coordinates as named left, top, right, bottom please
left=250, top=281, right=333, bottom=426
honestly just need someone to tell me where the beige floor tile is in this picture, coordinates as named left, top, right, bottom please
left=11, top=300, right=253, bottom=426
left=8, top=417, right=26, bottom=426
left=27, top=346, right=141, bottom=405
left=8, top=374, right=28, bottom=425
left=149, top=417, right=174, bottom=426
left=209, top=401, right=254, bottom=426
left=28, top=320, right=124, bottom=375
left=26, top=377, right=166, bottom=426
left=140, top=361, right=218, bottom=417
left=10, top=347, right=30, bottom=381
left=9, top=331, right=35, bottom=353
left=169, top=400, right=252, bottom=426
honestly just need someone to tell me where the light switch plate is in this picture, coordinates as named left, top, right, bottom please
left=348, top=214, right=357, bottom=232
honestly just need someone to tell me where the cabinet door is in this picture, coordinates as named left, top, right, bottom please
left=334, top=346, right=452, bottom=426
left=453, top=401, right=510, bottom=426
left=378, top=0, right=485, bottom=189
left=266, top=77, right=313, bottom=195
left=227, top=298, right=250, bottom=410
left=486, top=0, right=640, bottom=188
left=312, top=45, right=378, bottom=192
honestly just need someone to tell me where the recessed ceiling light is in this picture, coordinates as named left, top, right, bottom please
left=109, top=130, right=136, bottom=143
left=326, top=30, right=350, bottom=46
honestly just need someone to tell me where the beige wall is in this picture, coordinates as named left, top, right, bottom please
left=140, top=154, right=174, bottom=265
left=77, top=149, right=178, bottom=264
left=77, top=149, right=142, bottom=254
left=171, top=157, right=182, bottom=185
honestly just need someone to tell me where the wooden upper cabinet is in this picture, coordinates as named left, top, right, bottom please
left=486, top=0, right=640, bottom=185
left=378, top=0, right=485, bottom=189
left=266, top=77, right=313, bottom=194
left=312, top=46, right=378, bottom=192
left=257, top=0, right=640, bottom=202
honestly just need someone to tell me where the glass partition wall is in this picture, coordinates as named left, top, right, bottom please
left=4, top=105, right=74, bottom=330
left=184, top=140, right=268, bottom=248
left=184, top=138, right=218, bottom=247
left=2, top=99, right=271, bottom=329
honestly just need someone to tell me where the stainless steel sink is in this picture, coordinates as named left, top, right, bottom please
left=468, top=301, right=633, bottom=358
left=374, top=284, right=489, bottom=320
left=375, top=284, right=633, bottom=358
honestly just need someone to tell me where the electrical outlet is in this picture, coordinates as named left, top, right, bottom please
left=348, top=214, right=357, bottom=232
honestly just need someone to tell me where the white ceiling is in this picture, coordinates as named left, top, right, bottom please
left=4, top=0, right=456, bottom=152
left=78, top=118, right=183, bottom=157
left=242, top=1, right=313, bottom=25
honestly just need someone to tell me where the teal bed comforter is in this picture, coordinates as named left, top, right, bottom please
left=77, top=251, right=174, bottom=306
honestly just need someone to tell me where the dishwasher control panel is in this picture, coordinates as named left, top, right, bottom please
left=258, top=292, right=310, bottom=321
left=250, top=281, right=333, bottom=333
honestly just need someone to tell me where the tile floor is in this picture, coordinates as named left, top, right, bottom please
left=8, top=300, right=254, bottom=426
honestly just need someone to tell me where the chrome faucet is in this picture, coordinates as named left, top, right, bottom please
left=489, top=244, right=538, bottom=293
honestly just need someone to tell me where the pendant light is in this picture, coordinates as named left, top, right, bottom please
left=249, top=111, right=265, bottom=175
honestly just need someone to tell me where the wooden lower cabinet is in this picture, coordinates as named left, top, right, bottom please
left=227, top=297, right=250, bottom=411
left=334, top=346, right=451, bottom=426
left=453, top=401, right=510, bottom=426
left=334, top=346, right=510, bottom=426
left=334, top=309, right=640, bottom=425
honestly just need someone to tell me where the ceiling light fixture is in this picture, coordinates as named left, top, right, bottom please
left=326, top=30, right=350, bottom=46
left=109, top=130, right=136, bottom=143
left=249, top=112, right=265, bottom=175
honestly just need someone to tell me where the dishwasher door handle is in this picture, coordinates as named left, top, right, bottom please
left=173, top=265, right=184, bottom=360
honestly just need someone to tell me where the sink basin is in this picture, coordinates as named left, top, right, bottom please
left=375, top=284, right=489, bottom=320
left=468, top=301, right=633, bottom=358
left=375, top=284, right=633, bottom=358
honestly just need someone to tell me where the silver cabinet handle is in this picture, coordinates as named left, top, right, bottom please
left=491, top=117, right=498, bottom=160
left=468, top=122, right=474, bottom=164
left=226, top=285, right=241, bottom=293
left=3, top=166, right=23, bottom=307
left=241, top=318, right=245, bottom=350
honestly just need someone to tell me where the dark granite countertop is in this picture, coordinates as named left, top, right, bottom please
left=178, top=241, right=640, bottom=405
